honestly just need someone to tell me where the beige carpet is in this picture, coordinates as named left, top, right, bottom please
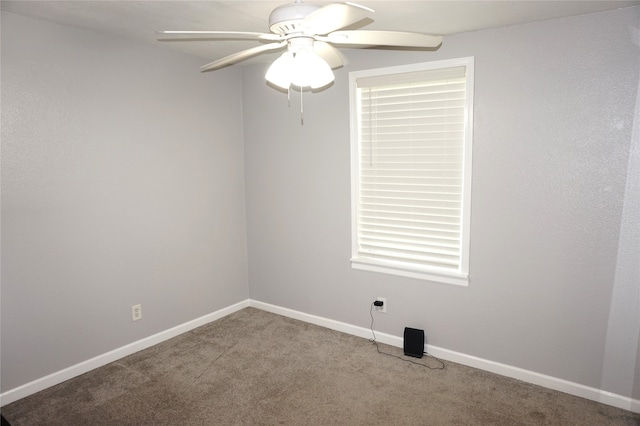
left=2, top=307, right=639, bottom=425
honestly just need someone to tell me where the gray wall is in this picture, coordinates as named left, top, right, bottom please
left=243, top=6, right=640, bottom=398
left=1, top=13, right=249, bottom=392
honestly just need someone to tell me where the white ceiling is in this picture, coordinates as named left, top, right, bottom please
left=2, top=0, right=638, bottom=65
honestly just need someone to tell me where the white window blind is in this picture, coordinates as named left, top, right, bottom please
left=350, top=58, right=473, bottom=285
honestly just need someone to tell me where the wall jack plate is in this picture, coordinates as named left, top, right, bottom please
left=376, top=297, right=387, bottom=313
left=132, top=304, right=142, bottom=321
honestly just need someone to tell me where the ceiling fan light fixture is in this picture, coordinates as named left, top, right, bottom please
left=265, top=47, right=334, bottom=90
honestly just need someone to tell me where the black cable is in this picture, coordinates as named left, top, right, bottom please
left=369, top=302, right=445, bottom=370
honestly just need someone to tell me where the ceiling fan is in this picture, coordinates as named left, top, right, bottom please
left=158, top=1, right=442, bottom=91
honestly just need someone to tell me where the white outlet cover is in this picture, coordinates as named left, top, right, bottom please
left=132, top=304, right=142, bottom=321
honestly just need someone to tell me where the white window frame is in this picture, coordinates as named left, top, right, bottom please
left=349, top=57, right=474, bottom=286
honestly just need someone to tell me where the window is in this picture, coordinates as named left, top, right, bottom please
left=349, top=57, right=474, bottom=286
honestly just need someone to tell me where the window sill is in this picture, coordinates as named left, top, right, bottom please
left=351, top=258, right=469, bottom=287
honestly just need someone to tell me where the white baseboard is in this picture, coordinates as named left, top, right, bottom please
left=0, top=300, right=249, bottom=407
left=248, top=299, right=640, bottom=414
left=3, top=298, right=638, bottom=415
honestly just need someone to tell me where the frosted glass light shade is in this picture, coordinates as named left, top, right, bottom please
left=265, top=51, right=294, bottom=89
left=291, top=48, right=335, bottom=89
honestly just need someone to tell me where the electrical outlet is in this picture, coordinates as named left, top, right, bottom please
left=132, top=304, right=142, bottom=321
left=376, top=297, right=387, bottom=313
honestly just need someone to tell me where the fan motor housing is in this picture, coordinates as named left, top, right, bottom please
left=269, top=2, right=321, bottom=35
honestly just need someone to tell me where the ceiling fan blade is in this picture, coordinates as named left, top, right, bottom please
left=201, top=41, right=287, bottom=72
left=302, top=2, right=374, bottom=35
left=157, top=31, right=283, bottom=42
left=313, top=41, right=344, bottom=69
left=323, top=30, right=442, bottom=48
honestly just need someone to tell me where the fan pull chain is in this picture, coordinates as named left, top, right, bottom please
left=287, top=86, right=291, bottom=107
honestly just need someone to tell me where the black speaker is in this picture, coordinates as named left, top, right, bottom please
left=404, top=327, right=424, bottom=358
